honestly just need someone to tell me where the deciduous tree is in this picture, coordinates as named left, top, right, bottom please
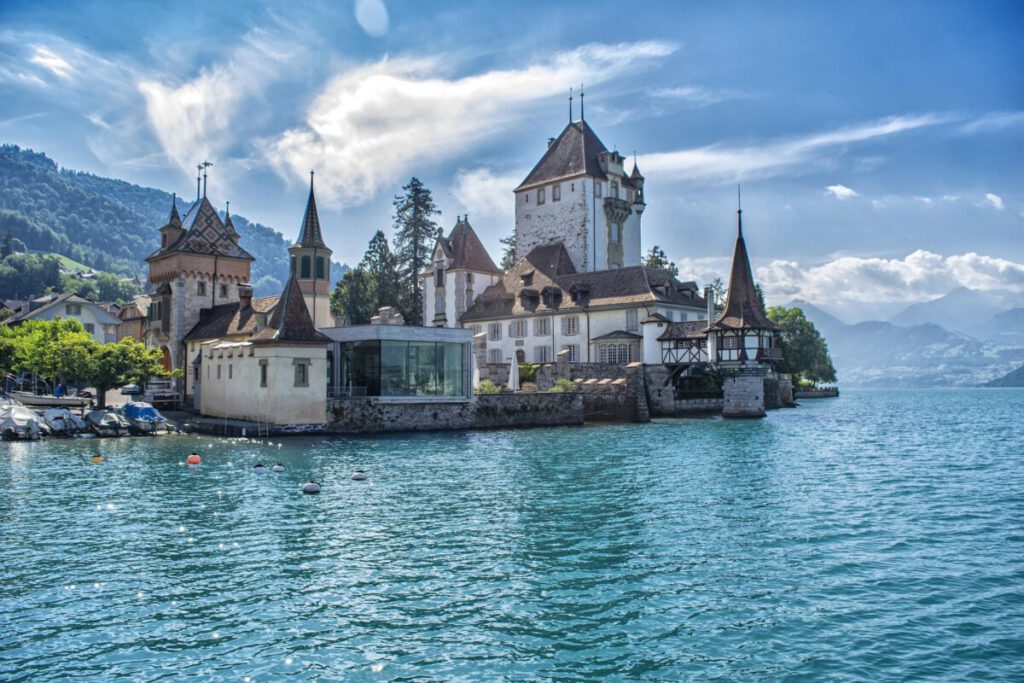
left=767, top=305, right=837, bottom=383
left=331, top=268, right=376, bottom=326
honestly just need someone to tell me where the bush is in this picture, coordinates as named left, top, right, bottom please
left=548, top=378, right=577, bottom=393
left=475, top=379, right=500, bottom=395
left=519, top=362, right=540, bottom=385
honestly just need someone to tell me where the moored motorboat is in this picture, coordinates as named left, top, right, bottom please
left=43, top=408, right=88, bottom=436
left=120, top=402, right=169, bottom=435
left=0, top=398, right=44, bottom=440
left=8, top=391, right=91, bottom=409
left=85, top=408, right=131, bottom=437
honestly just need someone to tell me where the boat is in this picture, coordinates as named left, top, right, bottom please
left=120, top=402, right=170, bottom=435
left=43, top=408, right=88, bottom=436
left=85, top=409, right=130, bottom=437
left=8, top=391, right=91, bottom=409
left=0, top=398, right=44, bottom=440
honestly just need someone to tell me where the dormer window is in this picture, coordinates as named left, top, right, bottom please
left=162, top=234, right=167, bottom=247
left=520, top=270, right=534, bottom=286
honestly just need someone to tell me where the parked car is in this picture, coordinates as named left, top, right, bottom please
left=120, top=384, right=142, bottom=396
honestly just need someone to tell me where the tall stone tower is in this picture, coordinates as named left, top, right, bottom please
left=145, top=194, right=255, bottom=372
left=513, top=116, right=645, bottom=273
left=288, top=173, right=334, bottom=328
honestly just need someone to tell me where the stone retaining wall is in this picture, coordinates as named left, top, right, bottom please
left=327, top=392, right=583, bottom=434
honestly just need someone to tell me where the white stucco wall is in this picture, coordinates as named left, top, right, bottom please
left=29, top=302, right=120, bottom=344
left=423, top=266, right=501, bottom=329
left=198, top=341, right=327, bottom=425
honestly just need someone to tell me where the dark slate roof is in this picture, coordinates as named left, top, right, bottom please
left=658, top=320, right=710, bottom=341
left=166, top=195, right=182, bottom=228
left=183, top=296, right=280, bottom=341
left=709, top=210, right=779, bottom=332
left=147, top=197, right=254, bottom=261
left=643, top=312, right=671, bottom=323
left=461, top=244, right=708, bottom=322
left=516, top=120, right=609, bottom=190
left=224, top=204, right=238, bottom=238
left=252, top=275, right=329, bottom=343
left=438, top=218, right=502, bottom=274
left=295, top=176, right=328, bottom=249
left=630, top=162, right=644, bottom=180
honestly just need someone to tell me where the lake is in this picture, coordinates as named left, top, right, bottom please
left=2, top=389, right=1022, bottom=681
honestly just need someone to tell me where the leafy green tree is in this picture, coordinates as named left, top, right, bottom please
left=360, top=230, right=401, bottom=312
left=767, top=306, right=837, bottom=383
left=643, top=245, right=679, bottom=276
left=88, top=338, right=166, bottom=408
left=499, top=231, right=517, bottom=270
left=2, top=231, right=13, bottom=259
left=709, top=277, right=726, bottom=306
left=94, top=272, right=141, bottom=303
left=331, top=268, right=376, bottom=325
left=392, top=177, right=440, bottom=325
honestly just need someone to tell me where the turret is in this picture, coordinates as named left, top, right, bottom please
left=288, top=172, right=334, bottom=327
left=158, top=194, right=184, bottom=250
left=630, top=162, right=645, bottom=215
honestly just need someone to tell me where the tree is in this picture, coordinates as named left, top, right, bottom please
left=88, top=338, right=166, bottom=408
left=709, top=277, right=726, bottom=306
left=331, top=268, right=376, bottom=326
left=360, top=230, right=401, bottom=312
left=94, top=272, right=141, bottom=303
left=499, top=231, right=517, bottom=270
left=643, top=245, right=679, bottom=276
left=392, top=177, right=441, bottom=325
left=2, top=231, right=13, bottom=259
left=767, top=306, right=837, bottom=384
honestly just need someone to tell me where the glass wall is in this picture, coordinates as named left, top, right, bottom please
left=337, top=340, right=465, bottom=398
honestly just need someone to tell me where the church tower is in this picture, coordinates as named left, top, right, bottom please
left=288, top=173, right=334, bottom=328
left=513, top=104, right=644, bottom=273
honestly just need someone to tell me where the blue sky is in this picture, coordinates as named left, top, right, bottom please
left=1, top=0, right=1021, bottom=320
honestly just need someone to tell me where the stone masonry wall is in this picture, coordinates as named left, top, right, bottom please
left=722, top=369, right=767, bottom=418
left=327, top=393, right=583, bottom=434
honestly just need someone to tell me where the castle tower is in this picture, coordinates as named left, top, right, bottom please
left=145, top=193, right=254, bottom=372
left=288, top=173, right=334, bottom=328
left=706, top=200, right=782, bottom=418
left=513, top=115, right=644, bottom=273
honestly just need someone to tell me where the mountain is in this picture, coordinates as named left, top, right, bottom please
left=785, top=299, right=1024, bottom=387
left=985, top=364, right=1024, bottom=387
left=888, top=287, right=1024, bottom=336
left=0, top=144, right=346, bottom=297
left=973, top=308, right=1024, bottom=346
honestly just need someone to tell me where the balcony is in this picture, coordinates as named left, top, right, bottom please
left=603, top=197, right=632, bottom=223
left=758, top=347, right=784, bottom=361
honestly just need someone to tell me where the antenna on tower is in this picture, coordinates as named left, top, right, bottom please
left=201, top=160, right=213, bottom=197
left=195, top=164, right=202, bottom=201
left=580, top=84, right=585, bottom=121
left=737, top=185, right=743, bottom=238
left=569, top=87, right=573, bottom=123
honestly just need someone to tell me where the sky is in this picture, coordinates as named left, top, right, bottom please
left=1, top=0, right=1022, bottom=321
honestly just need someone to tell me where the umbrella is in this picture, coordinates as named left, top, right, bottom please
left=508, top=354, right=521, bottom=392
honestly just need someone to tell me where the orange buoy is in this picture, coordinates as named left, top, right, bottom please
left=186, top=453, right=201, bottom=465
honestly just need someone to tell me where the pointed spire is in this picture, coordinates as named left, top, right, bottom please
left=580, top=83, right=585, bottom=121
left=569, top=87, right=573, bottom=124
left=224, top=200, right=238, bottom=237
left=710, top=198, right=778, bottom=332
left=256, top=272, right=328, bottom=343
left=296, top=170, right=328, bottom=249
left=168, top=193, right=181, bottom=227
left=737, top=185, right=743, bottom=239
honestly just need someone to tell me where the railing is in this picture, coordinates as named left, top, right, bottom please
left=758, top=347, right=784, bottom=361
left=603, top=197, right=631, bottom=212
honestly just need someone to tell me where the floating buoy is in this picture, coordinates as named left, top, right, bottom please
left=187, top=453, right=201, bottom=465
left=253, top=463, right=267, bottom=473
left=92, top=455, right=104, bottom=464
left=272, top=463, right=285, bottom=472
left=302, top=481, right=321, bottom=495
left=351, top=469, right=367, bottom=481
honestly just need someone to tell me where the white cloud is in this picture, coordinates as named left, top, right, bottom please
left=757, top=250, right=1024, bottom=307
left=914, top=196, right=932, bottom=205
left=355, top=0, right=390, bottom=36
left=959, top=111, right=1024, bottom=134
left=648, top=85, right=743, bottom=107
left=452, top=168, right=523, bottom=221
left=826, top=184, right=858, bottom=200
left=266, top=40, right=677, bottom=205
left=985, top=193, right=1004, bottom=210
left=139, top=25, right=310, bottom=180
left=28, top=46, right=74, bottom=80
left=640, top=113, right=952, bottom=184
left=942, top=194, right=960, bottom=202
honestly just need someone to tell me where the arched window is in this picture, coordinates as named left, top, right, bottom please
left=290, top=255, right=296, bottom=275
left=300, top=255, right=311, bottom=278
left=315, top=257, right=325, bottom=280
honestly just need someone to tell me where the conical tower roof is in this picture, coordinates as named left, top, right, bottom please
left=296, top=172, right=328, bottom=250
left=254, top=273, right=329, bottom=343
left=709, top=206, right=779, bottom=331
left=167, top=194, right=182, bottom=228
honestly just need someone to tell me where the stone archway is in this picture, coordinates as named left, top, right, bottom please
left=160, top=346, right=172, bottom=372
left=515, top=349, right=526, bottom=364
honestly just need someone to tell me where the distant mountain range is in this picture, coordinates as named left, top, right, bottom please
left=790, top=296, right=1024, bottom=387
left=985, top=364, right=1024, bottom=387
left=0, top=144, right=347, bottom=297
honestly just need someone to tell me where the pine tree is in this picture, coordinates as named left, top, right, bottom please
left=360, top=230, right=401, bottom=312
left=643, top=245, right=678, bottom=277
left=499, top=231, right=517, bottom=270
left=392, top=178, right=440, bottom=325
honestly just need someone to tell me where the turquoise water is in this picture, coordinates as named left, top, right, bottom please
left=2, top=390, right=1023, bottom=681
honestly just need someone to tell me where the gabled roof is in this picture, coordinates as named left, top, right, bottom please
left=709, top=209, right=779, bottom=332
left=658, top=320, right=710, bottom=341
left=147, top=196, right=254, bottom=262
left=437, top=217, right=502, bottom=274
left=5, top=292, right=120, bottom=325
left=183, top=295, right=280, bottom=341
left=295, top=174, right=328, bottom=250
left=516, top=120, right=609, bottom=190
left=252, top=274, right=329, bottom=343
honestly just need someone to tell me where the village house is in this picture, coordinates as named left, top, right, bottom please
left=5, top=292, right=121, bottom=343
left=422, top=216, right=503, bottom=328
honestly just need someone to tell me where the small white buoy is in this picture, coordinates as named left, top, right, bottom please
left=253, top=463, right=267, bottom=473
left=272, top=463, right=285, bottom=473
left=351, top=469, right=367, bottom=481
left=302, top=481, right=321, bottom=495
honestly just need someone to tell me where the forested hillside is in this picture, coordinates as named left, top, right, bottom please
left=0, top=145, right=345, bottom=297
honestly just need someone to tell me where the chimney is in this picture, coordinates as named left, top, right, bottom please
left=238, top=283, right=254, bottom=310
left=547, top=137, right=556, bottom=148
left=704, top=285, right=714, bottom=323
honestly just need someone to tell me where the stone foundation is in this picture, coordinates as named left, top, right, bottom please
left=327, top=392, right=583, bottom=434
left=722, top=368, right=768, bottom=418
